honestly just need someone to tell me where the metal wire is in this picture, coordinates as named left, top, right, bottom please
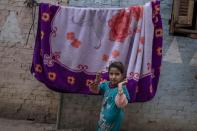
left=68, top=0, right=130, bottom=8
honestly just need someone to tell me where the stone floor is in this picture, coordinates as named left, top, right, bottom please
left=0, top=118, right=55, bottom=131
left=0, top=118, right=85, bottom=131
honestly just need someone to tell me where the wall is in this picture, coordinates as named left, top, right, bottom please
left=0, top=0, right=68, bottom=123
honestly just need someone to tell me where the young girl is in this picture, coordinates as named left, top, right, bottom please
left=89, top=61, right=130, bottom=131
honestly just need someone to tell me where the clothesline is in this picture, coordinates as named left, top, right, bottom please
left=24, top=0, right=159, bottom=8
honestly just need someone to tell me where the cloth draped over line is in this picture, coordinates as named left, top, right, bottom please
left=31, top=1, right=163, bottom=102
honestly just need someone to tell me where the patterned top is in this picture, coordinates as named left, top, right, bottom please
left=97, top=81, right=130, bottom=131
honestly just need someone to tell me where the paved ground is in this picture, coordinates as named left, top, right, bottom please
left=0, top=118, right=85, bottom=131
left=0, top=118, right=55, bottom=131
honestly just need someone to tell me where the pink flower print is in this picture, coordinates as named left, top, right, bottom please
left=66, top=32, right=75, bottom=41
left=112, top=50, right=120, bottom=58
left=44, top=54, right=54, bottom=67
left=48, top=72, right=56, bottom=81
left=51, top=26, right=58, bottom=37
left=51, top=52, right=61, bottom=60
left=42, top=12, right=50, bottom=22
left=77, top=64, right=88, bottom=70
left=35, top=64, right=42, bottom=73
left=67, top=76, right=75, bottom=85
left=156, top=47, right=162, bottom=56
left=102, top=54, right=109, bottom=62
left=71, top=39, right=81, bottom=48
left=43, top=52, right=61, bottom=67
left=130, top=6, right=143, bottom=21
left=108, top=10, right=132, bottom=42
left=41, top=31, right=44, bottom=40
left=140, top=37, right=145, bottom=44
left=155, top=28, right=163, bottom=37
left=134, top=73, right=140, bottom=80
left=129, top=72, right=134, bottom=78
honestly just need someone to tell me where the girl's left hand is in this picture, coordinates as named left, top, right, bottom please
left=118, top=79, right=127, bottom=89
left=117, top=79, right=127, bottom=95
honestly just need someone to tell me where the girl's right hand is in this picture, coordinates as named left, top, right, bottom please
left=95, top=71, right=101, bottom=84
left=89, top=72, right=101, bottom=94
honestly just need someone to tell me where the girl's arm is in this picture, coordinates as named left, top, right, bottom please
left=89, top=72, right=101, bottom=94
left=115, top=80, right=129, bottom=108
left=89, top=81, right=100, bottom=94
left=115, top=91, right=128, bottom=108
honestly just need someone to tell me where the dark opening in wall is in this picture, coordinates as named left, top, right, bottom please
left=169, top=0, right=197, bottom=39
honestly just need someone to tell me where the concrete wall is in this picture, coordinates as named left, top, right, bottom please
left=0, top=0, right=69, bottom=123
left=0, top=0, right=197, bottom=131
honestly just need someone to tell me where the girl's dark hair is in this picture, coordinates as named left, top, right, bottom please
left=108, top=61, right=124, bottom=74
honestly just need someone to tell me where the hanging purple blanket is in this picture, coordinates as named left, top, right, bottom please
left=31, top=1, right=162, bottom=102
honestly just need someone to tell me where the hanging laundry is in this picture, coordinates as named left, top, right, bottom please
left=31, top=0, right=162, bottom=102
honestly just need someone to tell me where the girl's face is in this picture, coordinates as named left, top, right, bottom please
left=109, top=67, right=123, bottom=85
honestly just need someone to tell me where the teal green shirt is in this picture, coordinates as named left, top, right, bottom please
left=97, top=81, right=130, bottom=131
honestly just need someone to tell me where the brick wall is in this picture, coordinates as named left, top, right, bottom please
left=0, top=0, right=197, bottom=131
left=0, top=0, right=68, bottom=123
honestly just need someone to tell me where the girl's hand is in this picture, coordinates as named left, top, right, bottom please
left=117, top=79, right=127, bottom=95
left=118, top=79, right=127, bottom=87
left=89, top=72, right=102, bottom=93
left=95, top=71, right=101, bottom=84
